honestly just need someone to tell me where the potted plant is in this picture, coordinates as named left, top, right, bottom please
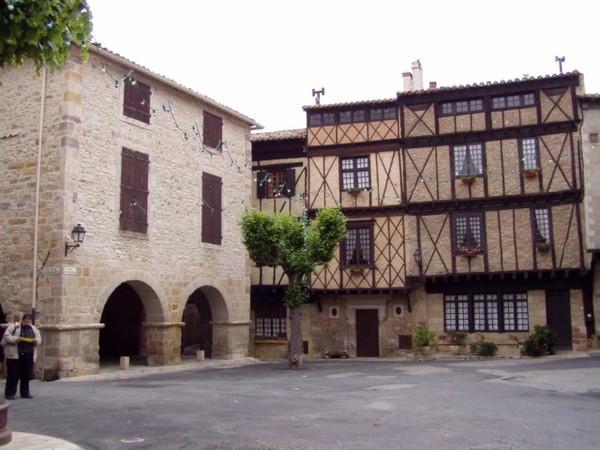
left=345, top=187, right=364, bottom=196
left=447, top=330, right=468, bottom=355
left=348, top=266, right=365, bottom=276
left=412, top=327, right=436, bottom=355
left=458, top=245, right=481, bottom=257
left=458, top=175, right=476, bottom=184
left=536, top=241, right=550, bottom=251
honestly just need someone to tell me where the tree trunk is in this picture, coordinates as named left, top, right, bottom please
left=288, top=305, right=304, bottom=369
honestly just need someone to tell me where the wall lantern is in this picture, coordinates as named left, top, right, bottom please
left=413, top=248, right=422, bottom=266
left=65, top=224, right=86, bottom=256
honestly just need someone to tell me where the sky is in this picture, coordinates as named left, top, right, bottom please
left=87, top=0, right=599, bottom=133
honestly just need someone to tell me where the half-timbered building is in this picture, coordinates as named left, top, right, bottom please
left=252, top=68, right=593, bottom=358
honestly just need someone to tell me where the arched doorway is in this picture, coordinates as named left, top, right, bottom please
left=181, top=290, right=213, bottom=358
left=99, top=283, right=144, bottom=364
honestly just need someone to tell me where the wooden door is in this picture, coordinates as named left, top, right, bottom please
left=356, top=309, right=379, bottom=357
left=546, top=290, right=572, bottom=349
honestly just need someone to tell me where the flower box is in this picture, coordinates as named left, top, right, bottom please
left=536, top=242, right=550, bottom=251
left=349, top=267, right=365, bottom=275
left=345, top=188, right=364, bottom=196
left=458, top=176, right=476, bottom=184
left=523, top=168, right=540, bottom=178
left=458, top=246, right=481, bottom=257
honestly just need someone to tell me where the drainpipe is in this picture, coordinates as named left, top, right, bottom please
left=32, top=67, right=47, bottom=324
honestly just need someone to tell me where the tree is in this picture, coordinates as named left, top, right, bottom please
left=240, top=207, right=346, bottom=369
left=0, top=0, right=93, bottom=71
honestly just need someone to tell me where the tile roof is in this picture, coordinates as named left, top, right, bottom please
left=251, top=128, right=307, bottom=142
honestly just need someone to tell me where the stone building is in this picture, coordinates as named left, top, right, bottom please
left=251, top=64, right=595, bottom=358
left=0, top=45, right=259, bottom=379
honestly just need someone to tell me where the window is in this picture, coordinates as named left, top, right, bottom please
left=370, top=107, right=397, bottom=120
left=590, top=133, right=599, bottom=144
left=308, top=111, right=335, bottom=126
left=120, top=148, right=149, bottom=233
left=256, top=169, right=296, bottom=198
left=203, top=111, right=223, bottom=149
left=339, top=110, right=353, bottom=124
left=339, top=109, right=366, bottom=124
left=341, top=156, right=370, bottom=190
left=201, top=172, right=222, bottom=245
left=344, top=225, right=372, bottom=266
left=520, top=138, right=539, bottom=171
left=492, top=93, right=535, bottom=109
left=453, top=143, right=483, bottom=177
left=255, top=304, right=287, bottom=339
left=123, top=78, right=152, bottom=124
left=454, top=213, right=483, bottom=253
left=440, top=99, right=483, bottom=116
left=533, top=208, right=551, bottom=244
left=444, top=293, right=529, bottom=332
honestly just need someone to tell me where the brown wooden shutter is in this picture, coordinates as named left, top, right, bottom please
left=202, top=172, right=222, bottom=245
left=203, top=111, right=223, bottom=149
left=257, top=170, right=268, bottom=198
left=123, top=79, right=151, bottom=124
left=285, top=168, right=296, bottom=197
left=120, top=148, right=149, bottom=233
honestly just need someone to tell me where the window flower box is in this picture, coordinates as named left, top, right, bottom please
left=458, top=245, right=481, bottom=257
left=536, top=242, right=550, bottom=251
left=458, top=175, right=476, bottom=184
left=345, top=187, right=365, bottom=196
left=348, top=266, right=365, bottom=275
left=523, top=168, right=540, bottom=178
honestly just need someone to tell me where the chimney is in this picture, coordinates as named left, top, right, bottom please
left=412, top=60, right=423, bottom=91
left=402, top=71, right=413, bottom=92
left=429, top=81, right=437, bottom=90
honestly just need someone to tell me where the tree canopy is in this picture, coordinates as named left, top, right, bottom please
left=0, top=0, right=93, bottom=70
left=240, top=207, right=346, bottom=368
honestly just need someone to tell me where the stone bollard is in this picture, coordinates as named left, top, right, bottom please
left=0, top=400, right=12, bottom=446
left=196, top=350, right=205, bottom=361
left=120, top=356, right=130, bottom=370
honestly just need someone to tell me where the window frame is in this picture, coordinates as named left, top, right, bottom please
left=201, top=172, right=222, bottom=245
left=532, top=208, right=552, bottom=245
left=453, top=212, right=485, bottom=254
left=341, top=156, right=371, bottom=190
left=343, top=222, right=374, bottom=268
left=255, top=304, right=287, bottom=340
left=520, top=137, right=540, bottom=171
left=492, top=92, right=536, bottom=110
left=256, top=168, right=296, bottom=199
left=444, top=292, right=529, bottom=333
left=439, top=98, right=483, bottom=116
left=203, top=111, right=223, bottom=150
left=119, top=147, right=149, bottom=234
left=453, top=143, right=484, bottom=177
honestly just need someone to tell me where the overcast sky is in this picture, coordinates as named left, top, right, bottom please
left=87, top=0, right=599, bottom=132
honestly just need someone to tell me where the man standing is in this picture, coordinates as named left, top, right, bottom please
left=1, top=313, right=42, bottom=399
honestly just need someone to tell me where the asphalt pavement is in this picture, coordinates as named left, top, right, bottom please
left=5, top=352, right=600, bottom=449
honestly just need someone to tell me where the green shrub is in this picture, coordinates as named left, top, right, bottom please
left=522, top=325, right=556, bottom=357
left=447, top=330, right=468, bottom=346
left=470, top=339, right=498, bottom=356
left=412, top=327, right=436, bottom=350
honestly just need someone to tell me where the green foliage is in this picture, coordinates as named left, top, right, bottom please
left=447, top=330, right=468, bottom=346
left=522, top=325, right=557, bottom=357
left=412, top=327, right=436, bottom=349
left=469, top=339, right=498, bottom=356
left=283, top=280, right=310, bottom=308
left=0, top=0, right=93, bottom=71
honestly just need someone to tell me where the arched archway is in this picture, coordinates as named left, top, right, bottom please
left=181, top=285, right=229, bottom=359
left=99, top=280, right=165, bottom=366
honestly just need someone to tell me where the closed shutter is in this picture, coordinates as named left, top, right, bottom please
left=202, top=172, right=222, bottom=245
left=257, top=170, right=268, bottom=198
left=203, top=111, right=223, bottom=149
left=120, top=148, right=149, bottom=233
left=123, top=80, right=152, bottom=124
left=285, top=168, right=296, bottom=197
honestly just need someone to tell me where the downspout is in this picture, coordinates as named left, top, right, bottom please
left=32, top=66, right=47, bottom=324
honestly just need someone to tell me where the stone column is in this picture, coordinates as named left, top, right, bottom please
left=211, top=321, right=251, bottom=359
left=143, top=322, right=184, bottom=366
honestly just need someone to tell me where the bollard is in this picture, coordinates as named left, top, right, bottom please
left=0, top=400, right=12, bottom=446
left=120, top=356, right=130, bottom=370
left=196, top=350, right=205, bottom=361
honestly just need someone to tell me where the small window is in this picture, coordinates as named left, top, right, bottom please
left=533, top=208, right=551, bottom=245
left=590, top=133, right=599, bottom=144
left=120, top=148, right=149, bottom=233
left=123, top=78, right=151, bottom=124
left=370, top=107, right=396, bottom=121
left=339, top=111, right=353, bottom=124
left=352, top=110, right=366, bottom=123
left=492, top=93, right=535, bottom=110
left=341, top=156, right=370, bottom=190
left=454, top=143, right=483, bottom=177
left=444, top=294, right=470, bottom=331
left=454, top=213, right=484, bottom=254
left=440, top=99, right=483, bottom=116
left=256, top=169, right=296, bottom=199
left=201, top=172, right=222, bottom=245
left=520, top=138, right=539, bottom=171
left=502, top=293, right=529, bottom=331
left=203, top=111, right=223, bottom=149
left=255, top=304, right=287, bottom=339
left=344, top=226, right=372, bottom=267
